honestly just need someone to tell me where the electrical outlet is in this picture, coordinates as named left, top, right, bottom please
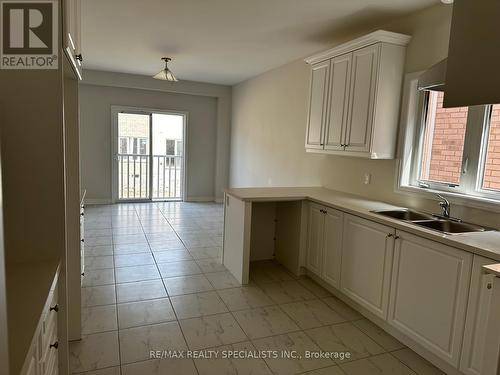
left=364, top=173, right=371, bottom=185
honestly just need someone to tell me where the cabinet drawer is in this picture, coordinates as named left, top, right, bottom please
left=40, top=328, right=58, bottom=375
left=42, top=286, right=58, bottom=351
left=22, top=350, right=37, bottom=375
left=45, top=348, right=59, bottom=375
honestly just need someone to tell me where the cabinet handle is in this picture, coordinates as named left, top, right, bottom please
left=50, top=342, right=59, bottom=350
left=487, top=283, right=493, bottom=290
left=49, top=304, right=59, bottom=313
left=75, top=54, right=83, bottom=62
left=81, top=238, right=84, bottom=242
left=81, top=212, right=84, bottom=216
left=394, top=235, right=400, bottom=240
left=81, top=272, right=85, bottom=276
left=386, top=233, right=393, bottom=238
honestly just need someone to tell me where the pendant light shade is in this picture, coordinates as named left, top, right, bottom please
left=153, top=57, right=178, bottom=81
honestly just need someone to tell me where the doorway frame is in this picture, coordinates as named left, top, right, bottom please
left=110, top=105, right=188, bottom=203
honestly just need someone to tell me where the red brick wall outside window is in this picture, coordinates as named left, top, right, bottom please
left=420, top=91, right=467, bottom=185
left=418, top=92, right=500, bottom=193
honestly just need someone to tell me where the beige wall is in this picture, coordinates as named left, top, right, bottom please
left=229, top=4, right=500, bottom=228
left=80, top=84, right=218, bottom=202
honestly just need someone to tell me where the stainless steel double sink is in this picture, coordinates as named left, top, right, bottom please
left=371, top=209, right=491, bottom=235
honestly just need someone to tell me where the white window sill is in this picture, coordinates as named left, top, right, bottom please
left=396, top=183, right=500, bottom=214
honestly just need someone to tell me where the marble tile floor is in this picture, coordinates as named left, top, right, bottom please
left=70, top=201, right=445, bottom=375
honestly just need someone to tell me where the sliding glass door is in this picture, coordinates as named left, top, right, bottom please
left=117, top=112, right=151, bottom=200
left=113, top=108, right=185, bottom=202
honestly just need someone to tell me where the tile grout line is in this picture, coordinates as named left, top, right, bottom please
left=112, top=206, right=134, bottom=375
left=137, top=202, right=201, bottom=375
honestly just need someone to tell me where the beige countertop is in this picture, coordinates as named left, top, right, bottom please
left=225, top=186, right=500, bottom=262
left=484, top=264, right=500, bottom=278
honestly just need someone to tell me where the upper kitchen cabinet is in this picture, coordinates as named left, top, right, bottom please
left=305, top=61, right=330, bottom=150
left=305, top=30, right=410, bottom=159
left=64, top=0, right=83, bottom=79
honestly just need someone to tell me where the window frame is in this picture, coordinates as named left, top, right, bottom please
left=397, top=72, right=500, bottom=210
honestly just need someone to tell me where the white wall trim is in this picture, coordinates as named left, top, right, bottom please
left=305, top=30, right=411, bottom=65
left=85, top=198, right=113, bottom=205
left=184, top=196, right=216, bottom=202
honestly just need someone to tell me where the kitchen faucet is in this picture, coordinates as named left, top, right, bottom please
left=436, top=194, right=450, bottom=218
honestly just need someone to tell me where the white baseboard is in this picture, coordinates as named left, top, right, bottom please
left=84, top=198, right=113, bottom=205
left=184, top=196, right=216, bottom=202
left=85, top=197, right=218, bottom=204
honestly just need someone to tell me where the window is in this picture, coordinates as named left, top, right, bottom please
left=175, top=140, right=183, bottom=156
left=480, top=104, right=500, bottom=193
left=119, top=137, right=128, bottom=154
left=417, top=91, right=468, bottom=187
left=139, top=138, right=147, bottom=155
left=400, top=73, right=500, bottom=202
left=166, top=139, right=176, bottom=155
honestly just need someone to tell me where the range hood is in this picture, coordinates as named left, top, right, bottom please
left=444, top=0, right=500, bottom=107
left=418, top=58, right=447, bottom=92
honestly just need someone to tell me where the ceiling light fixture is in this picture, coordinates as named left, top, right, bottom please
left=153, top=57, right=178, bottom=81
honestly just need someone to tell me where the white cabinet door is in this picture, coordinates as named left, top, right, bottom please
left=324, top=53, right=352, bottom=151
left=64, top=0, right=82, bottom=78
left=345, top=44, right=379, bottom=153
left=341, top=214, right=394, bottom=319
left=306, top=61, right=330, bottom=149
left=306, top=203, right=325, bottom=276
left=389, top=231, right=472, bottom=367
left=460, top=255, right=495, bottom=375
left=321, top=208, right=343, bottom=288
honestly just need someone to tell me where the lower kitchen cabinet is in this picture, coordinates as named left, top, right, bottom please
left=306, top=203, right=343, bottom=288
left=302, top=201, right=498, bottom=373
left=306, top=203, right=325, bottom=276
left=340, top=214, right=395, bottom=319
left=322, top=207, right=343, bottom=288
left=460, top=255, right=496, bottom=375
left=388, top=230, right=473, bottom=367
left=21, top=271, right=60, bottom=375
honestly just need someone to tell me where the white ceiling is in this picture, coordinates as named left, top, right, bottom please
left=81, top=0, right=438, bottom=85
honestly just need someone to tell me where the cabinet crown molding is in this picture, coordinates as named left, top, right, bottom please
left=305, top=30, right=411, bottom=65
